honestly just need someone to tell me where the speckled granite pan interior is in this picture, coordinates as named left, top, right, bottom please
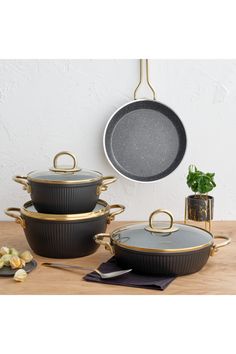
left=104, top=100, right=187, bottom=182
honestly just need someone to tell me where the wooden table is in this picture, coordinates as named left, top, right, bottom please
left=0, top=221, right=235, bottom=295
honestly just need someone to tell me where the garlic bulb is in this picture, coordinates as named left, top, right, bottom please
left=14, top=269, right=27, bottom=282
left=20, top=251, right=33, bottom=263
left=0, top=246, right=10, bottom=256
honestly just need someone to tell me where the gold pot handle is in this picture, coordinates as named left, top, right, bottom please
left=145, top=209, right=179, bottom=233
left=134, top=59, right=156, bottom=100
left=97, top=176, right=117, bottom=195
left=210, top=235, right=231, bottom=256
left=50, top=151, right=80, bottom=173
left=94, top=233, right=113, bottom=254
left=107, top=204, right=125, bottom=224
left=13, top=175, right=31, bottom=193
left=4, top=207, right=25, bottom=228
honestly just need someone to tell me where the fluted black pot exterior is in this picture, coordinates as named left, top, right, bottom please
left=94, top=209, right=230, bottom=276
left=113, top=244, right=211, bottom=276
left=5, top=200, right=125, bottom=259
left=23, top=214, right=107, bottom=258
left=30, top=180, right=101, bottom=214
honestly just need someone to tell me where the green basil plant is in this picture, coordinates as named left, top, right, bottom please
left=187, top=165, right=216, bottom=195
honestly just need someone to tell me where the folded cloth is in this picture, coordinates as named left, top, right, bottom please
left=84, top=257, right=176, bottom=291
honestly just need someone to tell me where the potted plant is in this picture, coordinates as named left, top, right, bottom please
left=186, top=165, right=216, bottom=221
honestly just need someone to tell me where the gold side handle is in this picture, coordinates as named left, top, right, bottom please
left=94, top=233, right=113, bottom=254
left=134, top=59, right=156, bottom=100
left=107, top=204, right=125, bottom=224
left=13, top=175, right=31, bottom=193
left=145, top=209, right=179, bottom=233
left=4, top=207, right=25, bottom=229
left=50, top=151, right=80, bottom=173
left=96, top=176, right=117, bottom=195
left=210, top=235, right=231, bottom=256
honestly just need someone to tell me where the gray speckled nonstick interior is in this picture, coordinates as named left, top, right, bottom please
left=104, top=100, right=187, bottom=182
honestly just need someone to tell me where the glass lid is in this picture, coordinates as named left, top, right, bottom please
left=111, top=209, right=213, bottom=253
left=27, top=151, right=102, bottom=184
left=22, top=200, right=109, bottom=221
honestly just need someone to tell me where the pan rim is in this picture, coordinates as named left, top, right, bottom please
left=103, top=98, right=187, bottom=183
left=110, top=222, right=214, bottom=253
left=21, top=199, right=110, bottom=221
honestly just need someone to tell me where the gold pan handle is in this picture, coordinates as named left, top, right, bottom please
left=107, top=204, right=125, bottom=224
left=96, top=176, right=117, bottom=195
left=210, top=235, right=231, bottom=256
left=94, top=233, right=113, bottom=254
left=4, top=207, right=25, bottom=228
left=13, top=175, right=31, bottom=193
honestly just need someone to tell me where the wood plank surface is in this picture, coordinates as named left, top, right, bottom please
left=0, top=221, right=235, bottom=295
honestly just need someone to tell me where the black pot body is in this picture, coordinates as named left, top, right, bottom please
left=187, top=195, right=214, bottom=221
left=113, top=244, right=211, bottom=276
left=23, top=214, right=107, bottom=258
left=30, top=180, right=102, bottom=214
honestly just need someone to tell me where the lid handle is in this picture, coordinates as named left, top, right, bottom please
left=50, top=151, right=80, bottom=173
left=145, top=209, right=179, bottom=233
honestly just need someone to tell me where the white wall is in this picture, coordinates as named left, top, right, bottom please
left=0, top=60, right=236, bottom=220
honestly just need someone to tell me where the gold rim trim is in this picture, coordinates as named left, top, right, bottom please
left=27, top=171, right=103, bottom=185
left=112, top=239, right=213, bottom=253
left=21, top=200, right=109, bottom=221
left=109, top=223, right=214, bottom=254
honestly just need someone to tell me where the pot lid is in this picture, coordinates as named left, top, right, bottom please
left=111, top=209, right=213, bottom=253
left=27, top=151, right=102, bottom=184
left=22, top=200, right=109, bottom=221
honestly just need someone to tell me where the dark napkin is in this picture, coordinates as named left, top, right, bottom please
left=84, top=257, right=176, bottom=291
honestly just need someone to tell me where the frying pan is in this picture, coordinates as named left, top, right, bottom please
left=103, top=59, right=187, bottom=182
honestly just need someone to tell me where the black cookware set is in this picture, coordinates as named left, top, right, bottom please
left=4, top=60, right=231, bottom=276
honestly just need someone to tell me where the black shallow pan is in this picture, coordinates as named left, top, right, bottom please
left=94, top=209, right=231, bottom=276
left=103, top=60, right=187, bottom=182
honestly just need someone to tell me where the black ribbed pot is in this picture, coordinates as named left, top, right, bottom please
left=23, top=215, right=105, bottom=258
left=187, top=195, right=214, bottom=221
left=113, top=244, right=211, bottom=276
left=13, top=151, right=116, bottom=214
left=29, top=180, right=102, bottom=214
left=5, top=201, right=125, bottom=258
left=13, top=176, right=116, bottom=214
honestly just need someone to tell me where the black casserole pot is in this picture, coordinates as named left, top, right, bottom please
left=94, top=209, right=230, bottom=276
left=13, top=151, right=116, bottom=214
left=5, top=200, right=125, bottom=259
